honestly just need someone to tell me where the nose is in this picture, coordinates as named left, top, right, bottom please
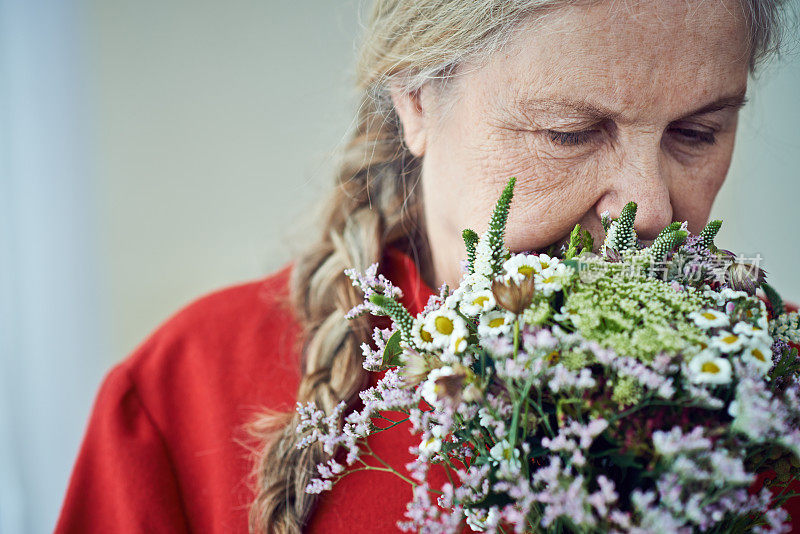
left=595, top=139, right=673, bottom=242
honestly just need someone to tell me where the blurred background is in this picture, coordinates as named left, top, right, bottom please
left=0, top=0, right=798, bottom=532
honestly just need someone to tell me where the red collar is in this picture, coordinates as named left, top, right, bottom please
left=382, top=246, right=435, bottom=316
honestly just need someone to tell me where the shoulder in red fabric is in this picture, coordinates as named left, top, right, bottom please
left=56, top=265, right=303, bottom=534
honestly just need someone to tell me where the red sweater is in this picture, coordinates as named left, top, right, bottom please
left=56, top=248, right=800, bottom=533
left=55, top=248, right=441, bottom=533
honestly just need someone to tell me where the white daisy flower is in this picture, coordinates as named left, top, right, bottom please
left=732, top=321, right=756, bottom=336
left=489, top=439, right=521, bottom=470
left=719, top=287, right=749, bottom=301
left=465, top=508, right=500, bottom=532
left=449, top=333, right=468, bottom=354
left=420, top=366, right=455, bottom=407
left=732, top=321, right=772, bottom=343
left=535, top=263, right=571, bottom=296
left=478, top=310, right=514, bottom=337
left=459, top=289, right=496, bottom=316
left=741, top=341, right=773, bottom=375
left=478, top=407, right=495, bottom=429
left=533, top=253, right=559, bottom=272
left=502, top=254, right=538, bottom=281
left=687, top=351, right=732, bottom=385
left=411, top=316, right=435, bottom=351
left=424, top=308, right=468, bottom=350
left=418, top=424, right=444, bottom=455
left=711, top=330, right=745, bottom=353
left=444, top=286, right=465, bottom=310
left=689, top=309, right=730, bottom=330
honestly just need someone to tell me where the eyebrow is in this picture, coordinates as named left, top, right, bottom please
left=515, top=89, right=748, bottom=122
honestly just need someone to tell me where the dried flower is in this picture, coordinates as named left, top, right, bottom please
left=604, top=247, right=623, bottom=263
left=726, top=259, right=767, bottom=295
left=492, top=276, right=536, bottom=315
left=400, top=349, right=433, bottom=386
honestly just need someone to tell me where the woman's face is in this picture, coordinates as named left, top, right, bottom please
left=391, top=0, right=750, bottom=289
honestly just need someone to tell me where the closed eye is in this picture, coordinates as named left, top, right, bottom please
left=668, top=127, right=717, bottom=146
left=546, top=130, right=598, bottom=146
left=545, top=125, right=718, bottom=149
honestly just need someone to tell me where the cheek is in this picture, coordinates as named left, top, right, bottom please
left=428, top=126, right=603, bottom=252
left=667, top=138, right=735, bottom=232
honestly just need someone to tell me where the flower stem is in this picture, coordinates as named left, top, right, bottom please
left=363, top=441, right=443, bottom=495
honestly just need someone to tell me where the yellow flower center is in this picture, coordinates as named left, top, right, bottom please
left=472, top=296, right=489, bottom=306
left=542, top=276, right=556, bottom=284
left=752, top=348, right=767, bottom=362
left=434, top=316, right=454, bottom=335
left=540, top=261, right=549, bottom=269
left=722, top=335, right=739, bottom=344
left=517, top=265, right=534, bottom=276
left=701, top=361, right=721, bottom=374
left=420, top=327, right=433, bottom=343
left=701, top=312, right=718, bottom=320
left=488, top=317, right=506, bottom=328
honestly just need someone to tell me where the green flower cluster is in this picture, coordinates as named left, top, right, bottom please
left=562, top=264, right=714, bottom=361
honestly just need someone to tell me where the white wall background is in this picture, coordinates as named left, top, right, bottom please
left=88, top=0, right=366, bottom=363
left=1, top=1, right=107, bottom=532
left=0, top=1, right=798, bottom=532
left=712, top=56, right=800, bottom=301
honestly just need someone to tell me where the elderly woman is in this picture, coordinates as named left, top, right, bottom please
left=56, top=0, right=795, bottom=533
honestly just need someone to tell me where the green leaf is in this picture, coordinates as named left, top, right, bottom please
left=763, top=282, right=785, bottom=317
left=601, top=211, right=612, bottom=232
left=369, top=294, right=415, bottom=343
left=606, top=202, right=638, bottom=253
left=699, top=219, right=723, bottom=250
left=381, top=330, right=404, bottom=367
left=462, top=229, right=479, bottom=274
left=580, top=229, right=594, bottom=255
left=486, top=177, right=517, bottom=274
left=770, top=346, right=799, bottom=382
left=649, top=229, right=688, bottom=264
left=655, top=221, right=683, bottom=242
left=565, top=224, right=582, bottom=260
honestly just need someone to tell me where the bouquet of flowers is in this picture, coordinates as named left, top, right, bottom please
left=295, top=177, right=800, bottom=533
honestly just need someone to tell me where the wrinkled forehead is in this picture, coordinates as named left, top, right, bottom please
left=455, top=0, right=750, bottom=122
left=498, top=0, right=751, bottom=60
